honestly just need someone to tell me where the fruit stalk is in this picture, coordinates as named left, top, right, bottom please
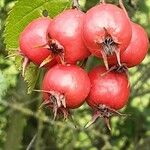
left=119, top=0, right=129, bottom=18
left=101, top=0, right=106, bottom=4
left=72, top=0, right=80, bottom=9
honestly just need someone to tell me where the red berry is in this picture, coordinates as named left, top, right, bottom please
left=83, top=4, right=132, bottom=69
left=19, top=17, right=56, bottom=75
left=87, top=66, right=130, bottom=109
left=20, top=17, right=52, bottom=65
left=108, top=22, right=149, bottom=67
left=42, top=64, right=91, bottom=119
left=47, top=9, right=90, bottom=64
left=85, top=66, right=130, bottom=129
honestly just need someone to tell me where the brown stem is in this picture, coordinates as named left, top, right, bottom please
left=119, top=0, right=129, bottom=19
left=100, top=0, right=106, bottom=4
left=72, top=0, right=80, bottom=9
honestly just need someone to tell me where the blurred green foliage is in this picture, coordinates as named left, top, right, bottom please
left=0, top=0, right=150, bottom=150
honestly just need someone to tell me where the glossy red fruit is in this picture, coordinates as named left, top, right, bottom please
left=47, top=9, right=90, bottom=64
left=19, top=17, right=51, bottom=65
left=83, top=4, right=132, bottom=69
left=108, top=22, right=149, bottom=68
left=87, top=66, right=130, bottom=109
left=42, top=64, right=91, bottom=119
left=85, top=66, right=130, bottom=129
left=19, top=17, right=56, bottom=75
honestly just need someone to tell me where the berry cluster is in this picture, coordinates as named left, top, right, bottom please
left=18, top=0, right=149, bottom=129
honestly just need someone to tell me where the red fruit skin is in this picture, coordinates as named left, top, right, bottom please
left=42, top=64, right=91, bottom=109
left=48, top=9, right=90, bottom=64
left=108, top=22, right=149, bottom=67
left=83, top=4, right=132, bottom=58
left=19, top=17, right=56, bottom=67
left=87, top=66, right=130, bottom=110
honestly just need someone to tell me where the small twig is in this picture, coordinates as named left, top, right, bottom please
left=119, top=0, right=129, bottom=19
left=26, top=134, right=37, bottom=150
left=0, top=100, right=51, bottom=124
left=72, top=0, right=80, bottom=9
left=0, top=100, right=77, bottom=129
left=100, top=0, right=106, bottom=4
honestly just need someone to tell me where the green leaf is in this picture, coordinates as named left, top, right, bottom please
left=4, top=0, right=71, bottom=94
left=24, top=63, right=40, bottom=94
left=4, top=0, right=71, bottom=50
